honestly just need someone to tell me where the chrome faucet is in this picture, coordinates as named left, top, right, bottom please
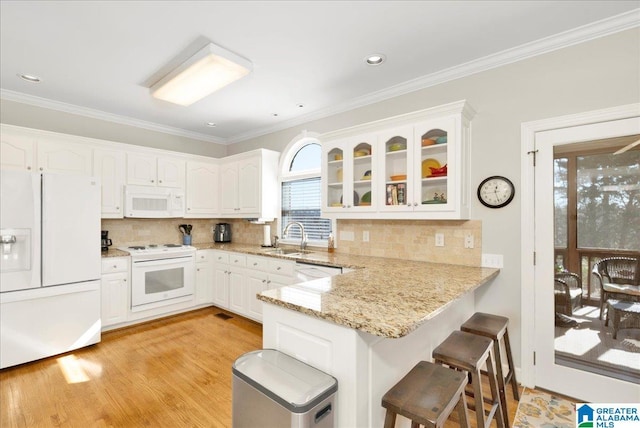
left=282, top=222, right=308, bottom=251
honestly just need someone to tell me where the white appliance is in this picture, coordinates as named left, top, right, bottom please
left=0, top=170, right=101, bottom=369
left=124, top=185, right=185, bottom=218
left=121, top=244, right=195, bottom=311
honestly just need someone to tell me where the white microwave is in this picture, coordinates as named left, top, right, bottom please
left=124, top=185, right=185, bottom=218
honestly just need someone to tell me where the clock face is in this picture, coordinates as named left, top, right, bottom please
left=477, top=176, right=515, bottom=208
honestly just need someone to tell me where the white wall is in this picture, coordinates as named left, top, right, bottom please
left=0, top=98, right=227, bottom=158
left=227, top=28, right=640, bottom=367
left=1, top=28, right=638, bottom=368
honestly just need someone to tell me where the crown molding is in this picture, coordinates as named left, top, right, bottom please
left=229, top=9, right=640, bottom=143
left=1, top=9, right=638, bottom=146
left=0, top=89, right=230, bottom=145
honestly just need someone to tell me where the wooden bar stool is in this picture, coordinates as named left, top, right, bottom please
left=461, top=312, right=520, bottom=426
left=381, top=361, right=470, bottom=428
left=433, top=331, right=505, bottom=428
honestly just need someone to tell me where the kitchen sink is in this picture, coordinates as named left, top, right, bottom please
left=263, top=248, right=313, bottom=257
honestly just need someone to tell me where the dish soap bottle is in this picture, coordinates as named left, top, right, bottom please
left=327, top=232, right=335, bottom=253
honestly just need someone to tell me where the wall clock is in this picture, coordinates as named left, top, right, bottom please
left=477, top=176, right=515, bottom=208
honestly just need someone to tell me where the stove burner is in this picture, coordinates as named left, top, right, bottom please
left=164, top=244, right=182, bottom=248
left=128, top=246, right=145, bottom=250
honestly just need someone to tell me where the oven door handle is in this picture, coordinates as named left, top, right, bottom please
left=132, top=255, right=194, bottom=265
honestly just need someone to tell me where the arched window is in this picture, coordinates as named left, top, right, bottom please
left=279, top=135, right=332, bottom=245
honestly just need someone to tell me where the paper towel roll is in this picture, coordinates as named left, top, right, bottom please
left=263, top=224, right=271, bottom=246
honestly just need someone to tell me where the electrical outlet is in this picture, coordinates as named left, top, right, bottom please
left=363, top=231, right=370, bottom=242
left=435, top=233, right=445, bottom=247
left=482, top=254, right=504, bottom=268
left=464, top=234, right=474, bottom=249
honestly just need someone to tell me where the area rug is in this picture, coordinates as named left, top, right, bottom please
left=513, top=387, right=576, bottom=428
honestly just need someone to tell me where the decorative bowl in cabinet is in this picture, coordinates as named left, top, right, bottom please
left=421, top=138, right=436, bottom=147
left=361, top=170, right=372, bottom=180
left=354, top=149, right=370, bottom=157
left=429, top=164, right=448, bottom=177
left=390, top=174, right=407, bottom=181
left=436, top=136, right=447, bottom=144
left=388, top=143, right=406, bottom=152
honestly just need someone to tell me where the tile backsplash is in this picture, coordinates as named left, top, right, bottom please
left=101, top=218, right=275, bottom=248
left=336, top=219, right=481, bottom=266
left=102, top=218, right=481, bottom=266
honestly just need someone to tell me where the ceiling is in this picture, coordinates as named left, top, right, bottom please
left=1, top=1, right=638, bottom=145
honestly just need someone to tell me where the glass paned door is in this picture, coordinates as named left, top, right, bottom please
left=534, top=118, right=640, bottom=402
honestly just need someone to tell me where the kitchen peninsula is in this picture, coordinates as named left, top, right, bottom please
left=255, top=250, right=499, bottom=428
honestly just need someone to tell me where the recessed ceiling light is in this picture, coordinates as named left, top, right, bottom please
left=18, top=73, right=42, bottom=83
left=206, top=122, right=216, bottom=127
left=272, top=113, right=279, bottom=117
left=296, top=103, right=304, bottom=108
left=365, top=54, right=386, bottom=66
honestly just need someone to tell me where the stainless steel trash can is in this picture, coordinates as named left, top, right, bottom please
left=232, top=349, right=337, bottom=428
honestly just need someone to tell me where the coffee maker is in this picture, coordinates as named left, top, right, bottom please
left=101, top=230, right=112, bottom=251
left=214, top=223, right=231, bottom=242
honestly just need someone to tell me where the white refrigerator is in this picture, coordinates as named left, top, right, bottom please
left=1, top=170, right=102, bottom=369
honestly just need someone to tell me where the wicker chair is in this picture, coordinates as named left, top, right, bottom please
left=554, top=272, right=583, bottom=316
left=592, top=257, right=640, bottom=320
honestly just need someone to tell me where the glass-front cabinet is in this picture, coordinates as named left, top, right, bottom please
left=322, top=135, right=376, bottom=213
left=321, top=101, right=474, bottom=219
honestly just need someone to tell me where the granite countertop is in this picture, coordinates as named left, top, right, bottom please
left=101, top=248, right=130, bottom=258
left=192, top=242, right=500, bottom=339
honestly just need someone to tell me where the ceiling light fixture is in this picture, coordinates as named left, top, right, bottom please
left=365, top=54, right=386, bottom=66
left=151, top=42, right=252, bottom=106
left=297, top=103, right=304, bottom=108
left=18, top=73, right=42, bottom=83
left=206, top=122, right=217, bottom=127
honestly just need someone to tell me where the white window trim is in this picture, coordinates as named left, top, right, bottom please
left=278, top=131, right=336, bottom=248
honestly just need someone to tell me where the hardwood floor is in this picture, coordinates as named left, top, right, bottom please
left=1, top=307, right=525, bottom=427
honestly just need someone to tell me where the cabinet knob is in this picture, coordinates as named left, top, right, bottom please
left=151, top=179, right=155, bottom=183
left=116, top=206, right=120, bottom=210
left=267, top=280, right=271, bottom=284
left=262, top=279, right=266, bottom=283
left=27, top=166, right=31, bottom=170
left=414, top=202, right=418, bottom=207
left=187, top=208, right=191, bottom=211
left=253, top=262, right=257, bottom=266
left=113, top=265, right=117, bottom=269
left=159, top=180, right=163, bottom=183
left=39, top=167, right=43, bottom=171
left=124, top=279, right=126, bottom=282
left=276, top=266, right=281, bottom=270
left=197, top=268, right=200, bottom=272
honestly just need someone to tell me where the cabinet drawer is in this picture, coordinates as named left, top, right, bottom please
left=211, top=251, right=229, bottom=264
left=246, top=255, right=269, bottom=272
left=228, top=253, right=246, bottom=267
left=101, top=257, right=128, bottom=274
left=268, top=259, right=295, bottom=276
left=196, top=250, right=211, bottom=263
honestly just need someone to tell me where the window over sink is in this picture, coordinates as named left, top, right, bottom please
left=279, top=136, right=332, bottom=245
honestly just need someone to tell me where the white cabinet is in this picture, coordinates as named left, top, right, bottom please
left=321, top=101, right=474, bottom=220
left=37, top=139, right=93, bottom=175
left=127, top=154, right=185, bottom=188
left=211, top=251, right=296, bottom=322
left=94, top=149, right=125, bottom=218
left=0, top=128, right=36, bottom=171
left=219, top=149, right=280, bottom=220
left=195, top=250, right=214, bottom=305
left=100, top=257, right=129, bottom=328
left=185, top=160, right=219, bottom=217
left=212, top=251, right=230, bottom=309
left=322, top=134, right=377, bottom=215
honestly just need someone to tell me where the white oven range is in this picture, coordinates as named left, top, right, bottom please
left=121, top=244, right=196, bottom=312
